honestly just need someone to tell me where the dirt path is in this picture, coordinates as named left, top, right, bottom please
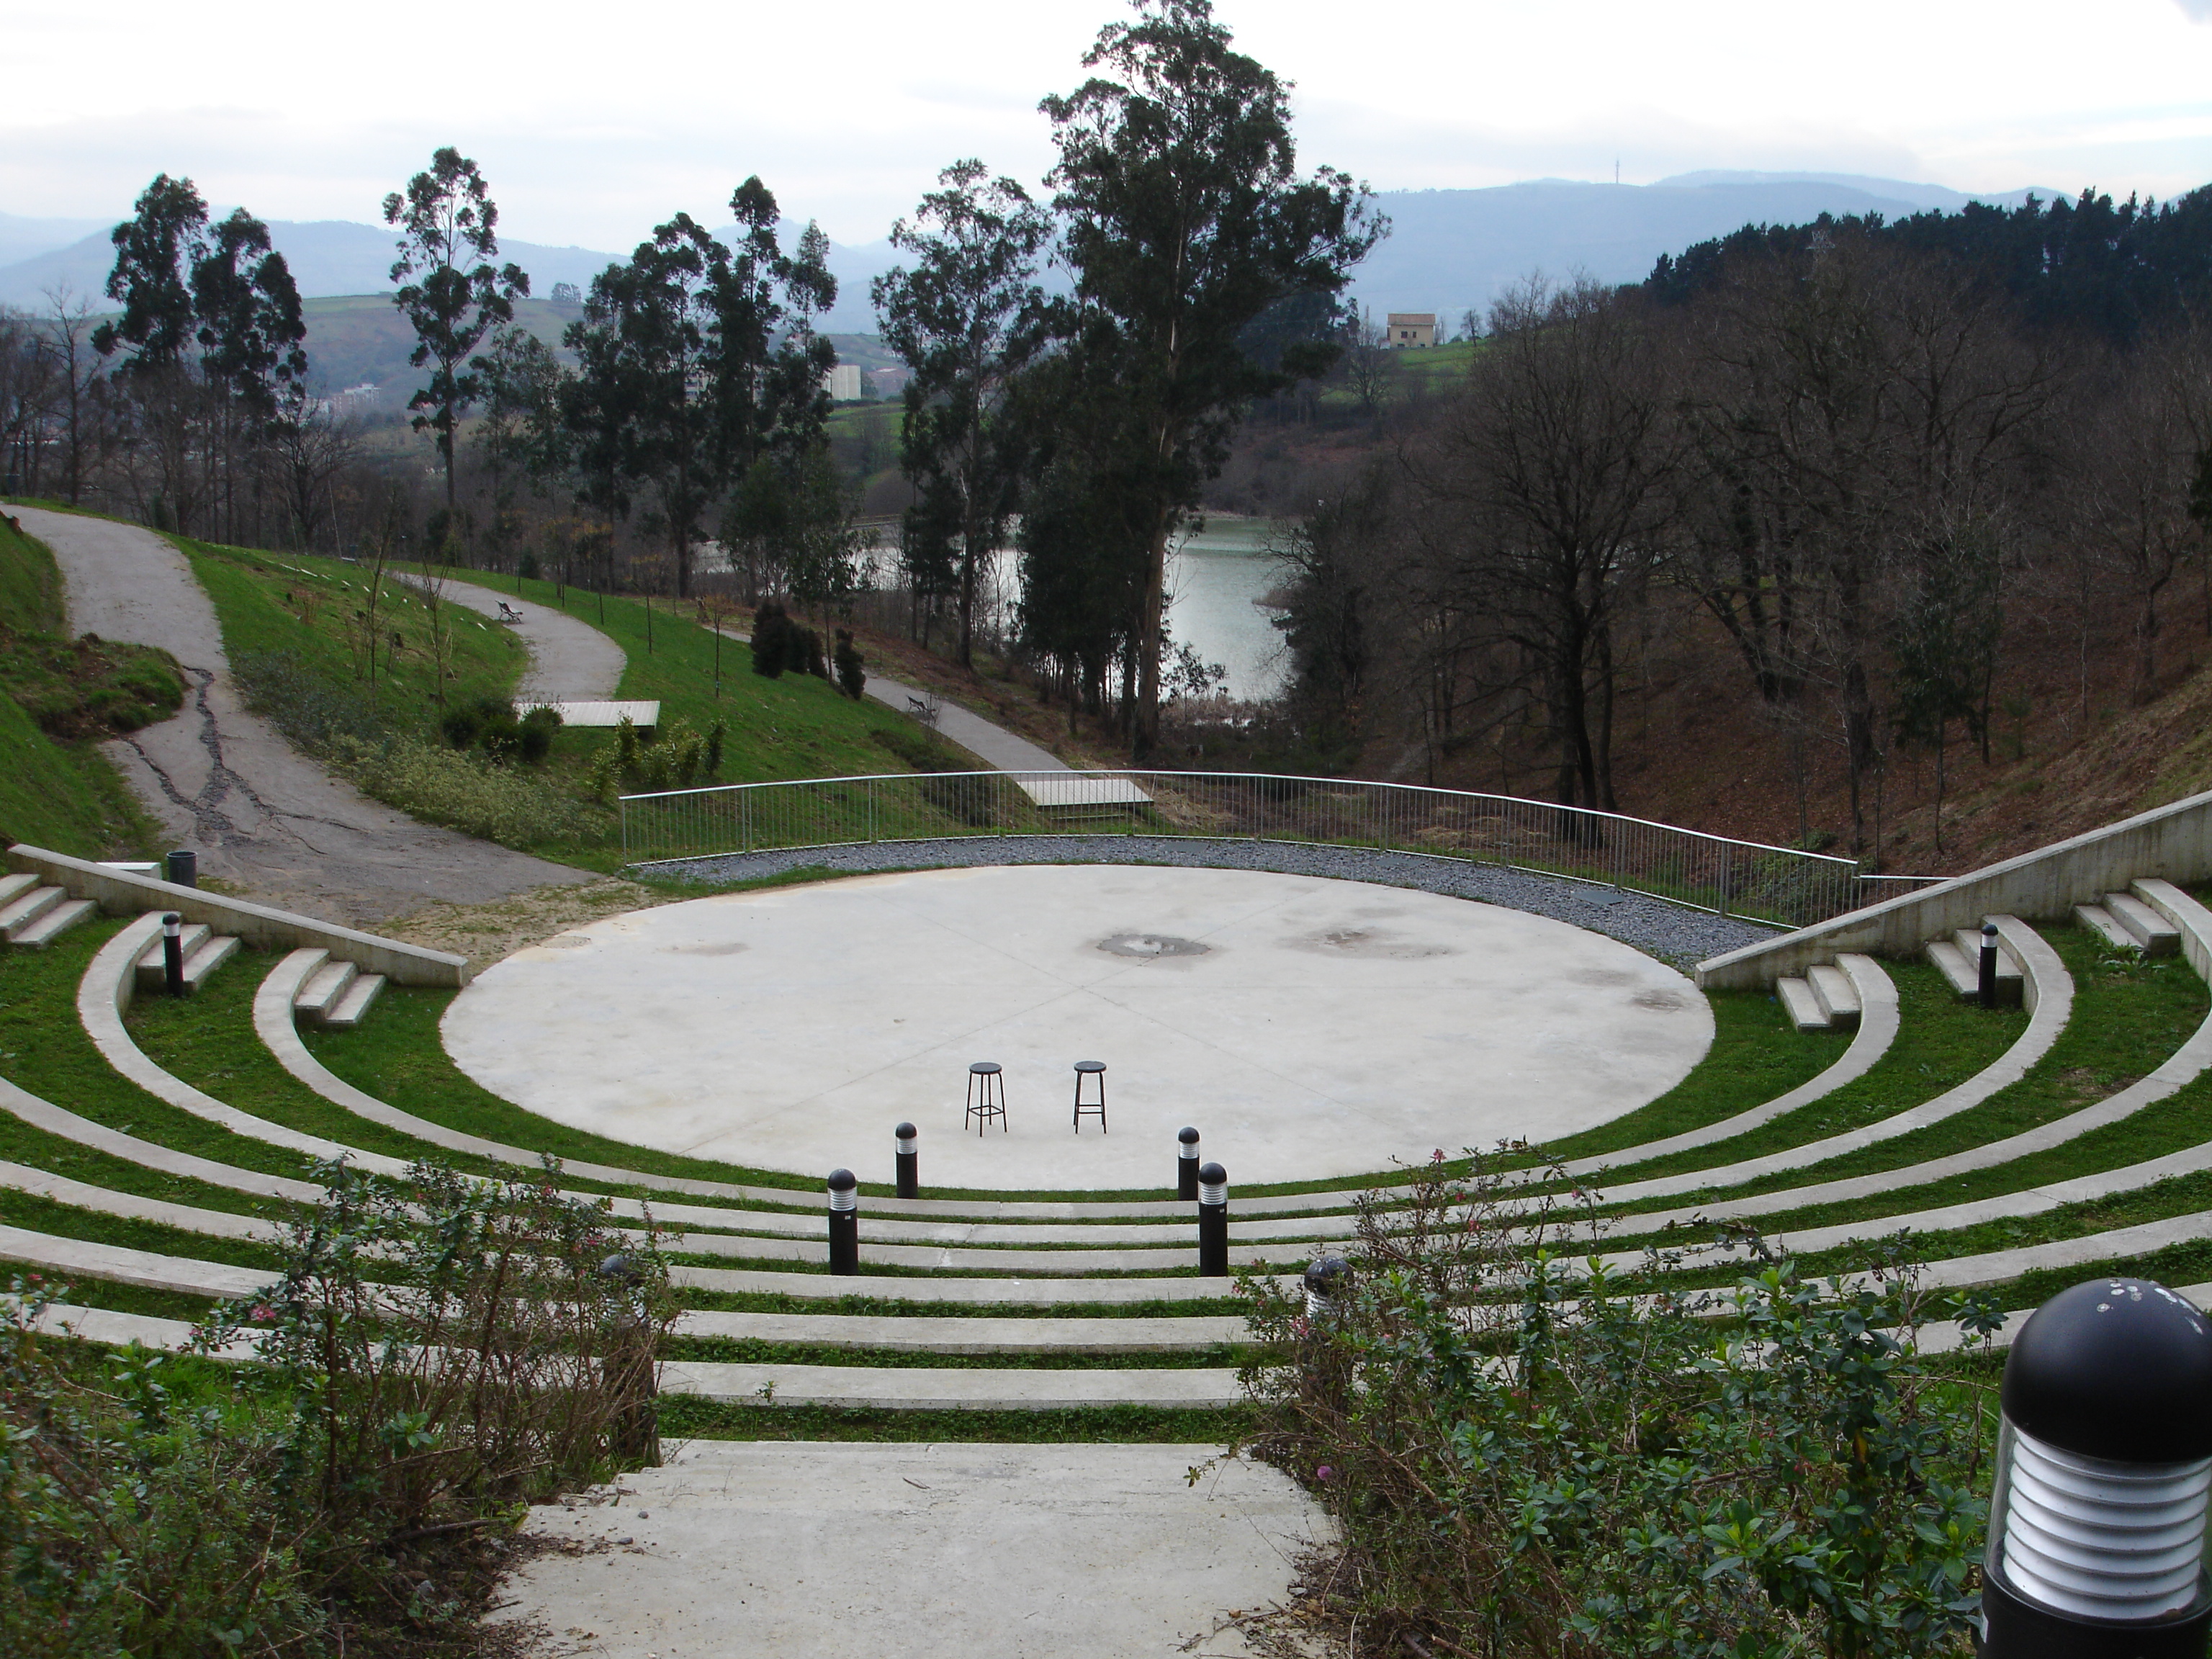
left=405, top=572, right=626, bottom=702
left=15, top=507, right=593, bottom=927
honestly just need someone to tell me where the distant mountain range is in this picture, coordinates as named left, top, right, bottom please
left=0, top=170, right=2066, bottom=361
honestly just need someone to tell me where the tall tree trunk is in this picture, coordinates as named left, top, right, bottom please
left=1133, top=504, right=1171, bottom=760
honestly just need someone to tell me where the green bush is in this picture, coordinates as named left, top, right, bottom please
left=336, top=733, right=611, bottom=848
left=439, top=696, right=561, bottom=765
left=0, top=1159, right=677, bottom=1657
left=749, top=601, right=827, bottom=680
left=834, top=628, right=866, bottom=700
left=1240, top=1154, right=1997, bottom=1658
left=585, top=714, right=726, bottom=800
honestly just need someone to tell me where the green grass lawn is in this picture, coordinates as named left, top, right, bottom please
left=0, top=917, right=315, bottom=1217
left=0, top=515, right=174, bottom=857
left=180, top=536, right=529, bottom=706
left=1588, top=962, right=2025, bottom=1198
left=171, top=531, right=971, bottom=873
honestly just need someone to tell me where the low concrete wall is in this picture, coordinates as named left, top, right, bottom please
left=6, top=843, right=469, bottom=988
left=1695, top=786, right=2212, bottom=990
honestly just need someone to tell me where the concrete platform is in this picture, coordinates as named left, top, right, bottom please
left=444, top=864, right=1710, bottom=1190
left=492, top=1439, right=1328, bottom=1658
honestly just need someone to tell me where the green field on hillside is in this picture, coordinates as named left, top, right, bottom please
left=0, top=514, right=173, bottom=857
left=177, top=535, right=968, bottom=870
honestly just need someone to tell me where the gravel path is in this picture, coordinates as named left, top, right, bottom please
left=15, top=507, right=593, bottom=925
left=405, top=572, right=626, bottom=701
left=645, top=834, right=1779, bottom=966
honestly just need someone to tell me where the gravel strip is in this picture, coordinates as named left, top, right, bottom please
left=639, top=835, right=1780, bottom=968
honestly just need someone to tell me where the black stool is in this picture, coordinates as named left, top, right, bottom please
left=1072, top=1060, right=1107, bottom=1133
left=966, top=1061, right=1007, bottom=1135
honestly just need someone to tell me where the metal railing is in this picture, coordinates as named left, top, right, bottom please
left=619, top=770, right=1872, bottom=929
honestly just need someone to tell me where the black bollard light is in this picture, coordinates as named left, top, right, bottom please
left=1197, top=1161, right=1229, bottom=1278
left=826, top=1168, right=860, bottom=1276
left=161, top=912, right=185, bottom=997
left=166, top=848, right=197, bottom=889
left=1980, top=920, right=2001, bottom=1010
left=1303, top=1256, right=1350, bottom=1321
left=1177, top=1126, right=1201, bottom=1200
left=1982, top=1276, right=2212, bottom=1658
left=894, top=1123, right=919, bottom=1200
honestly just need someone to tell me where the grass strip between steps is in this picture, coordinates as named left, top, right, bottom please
left=1570, top=961, right=2025, bottom=1194
left=0, top=1187, right=289, bottom=1272
left=657, top=1398, right=1257, bottom=1443
left=1603, top=931, right=2211, bottom=1238
left=0, top=915, right=322, bottom=1213
left=4, top=1272, right=220, bottom=1325
left=312, top=974, right=1835, bottom=1208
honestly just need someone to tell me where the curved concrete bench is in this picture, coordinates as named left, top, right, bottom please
left=78, top=914, right=413, bottom=1179
left=0, top=1072, right=320, bottom=1204
left=254, top=951, right=1356, bottom=1246
left=1546, top=954, right=1901, bottom=1179
left=1577, top=916, right=2073, bottom=1210
left=1642, top=884, right=2212, bottom=1251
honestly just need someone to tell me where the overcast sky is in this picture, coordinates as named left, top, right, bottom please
left=10, top=0, right=2212, bottom=248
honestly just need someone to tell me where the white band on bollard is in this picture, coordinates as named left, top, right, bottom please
left=896, top=1133, right=917, bottom=1155
left=1995, top=1423, right=2212, bottom=1620
left=1199, top=1179, right=1227, bottom=1207
left=828, top=1187, right=858, bottom=1213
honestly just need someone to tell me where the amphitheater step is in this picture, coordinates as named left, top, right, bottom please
left=321, top=973, right=386, bottom=1029
left=675, top=1309, right=1246, bottom=1353
left=657, top=1358, right=1243, bottom=1411
left=1776, top=976, right=1832, bottom=1031
left=11, top=896, right=96, bottom=949
left=135, top=922, right=212, bottom=989
left=1807, top=963, right=1861, bottom=1028
left=0, top=871, right=39, bottom=910
left=2074, top=902, right=2138, bottom=950
left=1948, top=928, right=2023, bottom=1006
left=2106, top=891, right=2181, bottom=956
left=1926, top=938, right=1980, bottom=999
left=293, top=957, right=358, bottom=1020
left=0, top=884, right=64, bottom=941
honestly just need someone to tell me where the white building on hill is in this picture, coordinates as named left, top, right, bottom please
left=1386, top=313, right=1438, bottom=348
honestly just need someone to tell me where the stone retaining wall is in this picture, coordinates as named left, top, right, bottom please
left=1695, top=786, right=2212, bottom=989
left=7, top=842, right=469, bottom=987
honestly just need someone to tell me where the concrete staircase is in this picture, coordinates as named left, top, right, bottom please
left=132, top=921, right=240, bottom=994
left=0, top=871, right=96, bottom=949
left=1776, top=960, right=1866, bottom=1031
left=1782, top=914, right=2042, bottom=1030
left=1927, top=926, right=2025, bottom=1005
left=288, top=948, right=386, bottom=1028
left=2077, top=883, right=2184, bottom=957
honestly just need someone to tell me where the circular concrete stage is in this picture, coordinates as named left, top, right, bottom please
left=441, top=864, right=1713, bottom=1190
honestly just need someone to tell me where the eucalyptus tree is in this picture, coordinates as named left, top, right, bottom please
left=94, top=175, right=306, bottom=536
left=1040, top=0, right=1380, bottom=757
left=565, top=215, right=726, bottom=597
left=872, top=159, right=1051, bottom=667
left=384, top=148, right=529, bottom=529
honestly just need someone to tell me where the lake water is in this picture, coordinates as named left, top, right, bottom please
left=1164, top=518, right=1292, bottom=701
left=863, top=515, right=1295, bottom=702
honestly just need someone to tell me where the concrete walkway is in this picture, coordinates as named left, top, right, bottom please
left=14, top=508, right=591, bottom=924
left=493, top=1440, right=1328, bottom=1658
left=711, top=619, right=1066, bottom=773
left=408, top=572, right=626, bottom=702
left=860, top=667, right=1067, bottom=771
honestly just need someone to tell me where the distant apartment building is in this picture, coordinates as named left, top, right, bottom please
left=823, top=364, right=862, bottom=402
left=1386, top=313, right=1437, bottom=348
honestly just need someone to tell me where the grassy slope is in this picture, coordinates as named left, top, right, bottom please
left=179, top=537, right=528, bottom=706
left=175, top=536, right=963, bottom=871
left=0, top=516, right=168, bottom=857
